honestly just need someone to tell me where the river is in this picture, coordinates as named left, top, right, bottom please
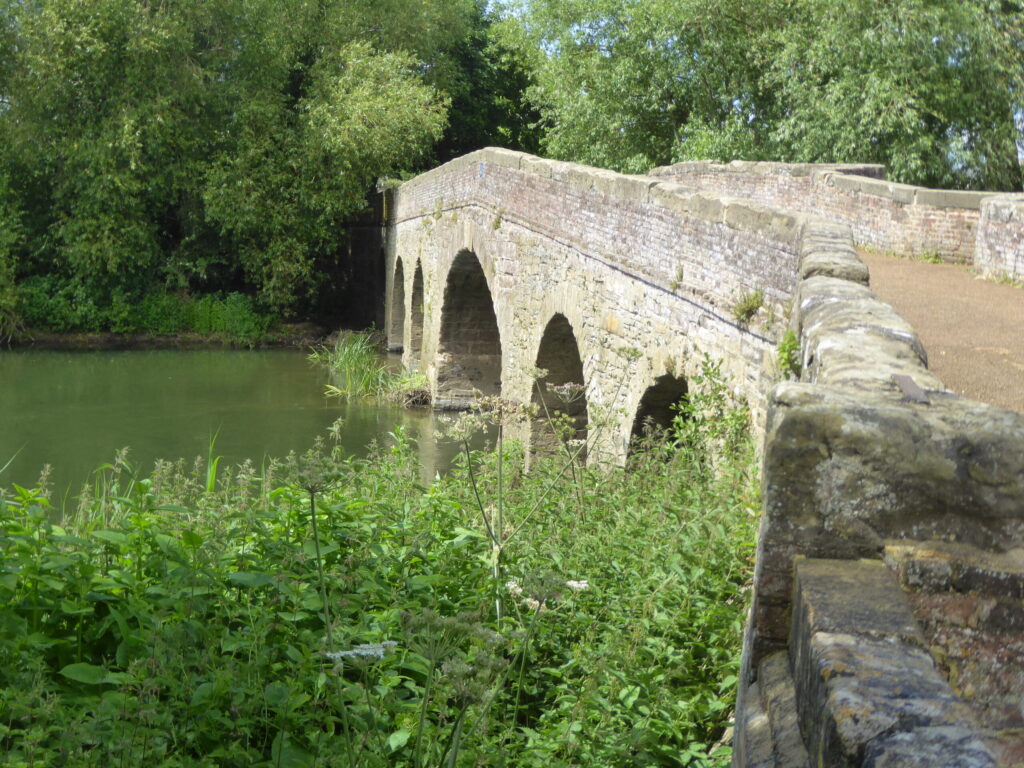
left=0, top=349, right=461, bottom=506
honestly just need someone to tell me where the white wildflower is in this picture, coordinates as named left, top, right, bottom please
left=550, top=382, right=586, bottom=404
left=565, top=579, right=590, bottom=591
left=325, top=641, right=398, bottom=661
left=505, top=579, right=524, bottom=597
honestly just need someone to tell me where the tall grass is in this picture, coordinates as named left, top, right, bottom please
left=0, top=366, right=756, bottom=767
left=309, top=331, right=429, bottom=404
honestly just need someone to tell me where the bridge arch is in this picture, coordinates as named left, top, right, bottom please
left=531, top=313, right=588, bottom=457
left=408, top=261, right=425, bottom=368
left=388, top=257, right=406, bottom=352
left=629, top=373, right=689, bottom=454
left=436, top=249, right=502, bottom=405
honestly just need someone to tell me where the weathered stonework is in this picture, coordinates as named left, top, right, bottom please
left=976, top=195, right=1024, bottom=283
left=739, top=211, right=1024, bottom=767
left=651, top=161, right=1022, bottom=279
left=387, top=149, right=1024, bottom=766
left=385, top=148, right=800, bottom=462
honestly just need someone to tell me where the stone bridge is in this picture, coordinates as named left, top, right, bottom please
left=383, top=148, right=799, bottom=463
left=382, top=149, right=1024, bottom=767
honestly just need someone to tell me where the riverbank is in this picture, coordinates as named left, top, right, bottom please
left=8, top=321, right=333, bottom=351
left=0, top=401, right=756, bottom=768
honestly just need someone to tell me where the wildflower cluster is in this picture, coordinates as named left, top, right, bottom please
left=325, top=641, right=398, bottom=662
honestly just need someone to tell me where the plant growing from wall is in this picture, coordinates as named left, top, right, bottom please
left=731, top=289, right=764, bottom=325
left=777, top=328, right=802, bottom=379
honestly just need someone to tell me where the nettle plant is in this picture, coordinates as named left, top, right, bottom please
left=0, top=360, right=757, bottom=768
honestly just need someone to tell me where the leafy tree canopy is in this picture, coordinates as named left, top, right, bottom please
left=505, top=0, right=1024, bottom=189
left=0, top=0, right=532, bottom=318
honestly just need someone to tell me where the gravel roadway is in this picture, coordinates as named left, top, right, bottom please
left=859, top=251, right=1024, bottom=414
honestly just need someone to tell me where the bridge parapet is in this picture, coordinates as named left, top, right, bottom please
left=738, top=209, right=1024, bottom=767
left=651, top=160, right=1021, bottom=277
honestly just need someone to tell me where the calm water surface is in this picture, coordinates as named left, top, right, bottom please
left=0, top=349, right=456, bottom=504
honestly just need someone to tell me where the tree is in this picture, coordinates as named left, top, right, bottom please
left=504, top=0, right=1024, bottom=189
left=0, top=0, right=507, bottom=321
left=202, top=41, right=448, bottom=311
left=764, top=0, right=1023, bottom=190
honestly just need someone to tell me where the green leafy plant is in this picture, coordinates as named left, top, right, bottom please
left=731, top=289, right=764, bottom=325
left=0, top=369, right=756, bottom=767
left=777, top=328, right=802, bottom=379
left=310, top=332, right=430, bottom=404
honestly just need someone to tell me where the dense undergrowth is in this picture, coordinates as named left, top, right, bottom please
left=16, top=283, right=274, bottom=346
left=0, top=367, right=757, bottom=767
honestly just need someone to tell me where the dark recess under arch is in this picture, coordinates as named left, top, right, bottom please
left=629, top=373, right=689, bottom=452
left=409, top=261, right=425, bottom=368
left=532, top=314, right=588, bottom=457
left=388, top=259, right=406, bottom=353
left=437, top=250, right=502, bottom=406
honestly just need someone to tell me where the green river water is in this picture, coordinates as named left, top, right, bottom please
left=0, top=349, right=456, bottom=506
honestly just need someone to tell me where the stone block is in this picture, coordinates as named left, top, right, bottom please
left=980, top=194, right=1024, bottom=224
left=901, top=553, right=955, bottom=593
left=599, top=174, right=658, bottom=204
left=913, top=188, right=988, bottom=211
left=794, top=276, right=937, bottom=390
left=792, top=558, right=923, bottom=644
left=564, top=164, right=607, bottom=192
left=757, top=652, right=811, bottom=767
left=798, top=249, right=869, bottom=285
left=724, top=201, right=801, bottom=243
left=863, top=727, right=998, bottom=767
left=688, top=191, right=728, bottom=222
left=788, top=559, right=997, bottom=768
left=829, top=173, right=898, bottom=201
left=888, top=541, right=1024, bottom=599
left=885, top=182, right=918, bottom=205
left=794, top=633, right=981, bottom=767
left=763, top=384, right=1024, bottom=545
left=648, top=181, right=700, bottom=213
left=520, top=155, right=553, bottom=179
left=478, top=146, right=525, bottom=170
left=736, top=681, right=777, bottom=768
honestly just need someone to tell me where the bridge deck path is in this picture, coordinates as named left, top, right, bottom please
left=859, top=250, right=1024, bottom=414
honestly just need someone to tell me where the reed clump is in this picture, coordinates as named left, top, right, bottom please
left=309, top=331, right=430, bottom=404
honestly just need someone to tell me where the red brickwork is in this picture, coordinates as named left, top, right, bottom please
left=650, top=161, right=992, bottom=264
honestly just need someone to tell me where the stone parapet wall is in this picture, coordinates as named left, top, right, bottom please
left=736, top=209, right=1024, bottom=766
left=976, top=194, right=1024, bottom=283
left=393, top=149, right=803, bottom=315
left=651, top=161, right=1004, bottom=266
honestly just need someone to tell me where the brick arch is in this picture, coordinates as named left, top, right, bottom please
left=531, top=313, right=588, bottom=457
left=629, top=373, right=689, bottom=452
left=436, top=250, right=502, bottom=406
left=388, top=257, right=406, bottom=353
